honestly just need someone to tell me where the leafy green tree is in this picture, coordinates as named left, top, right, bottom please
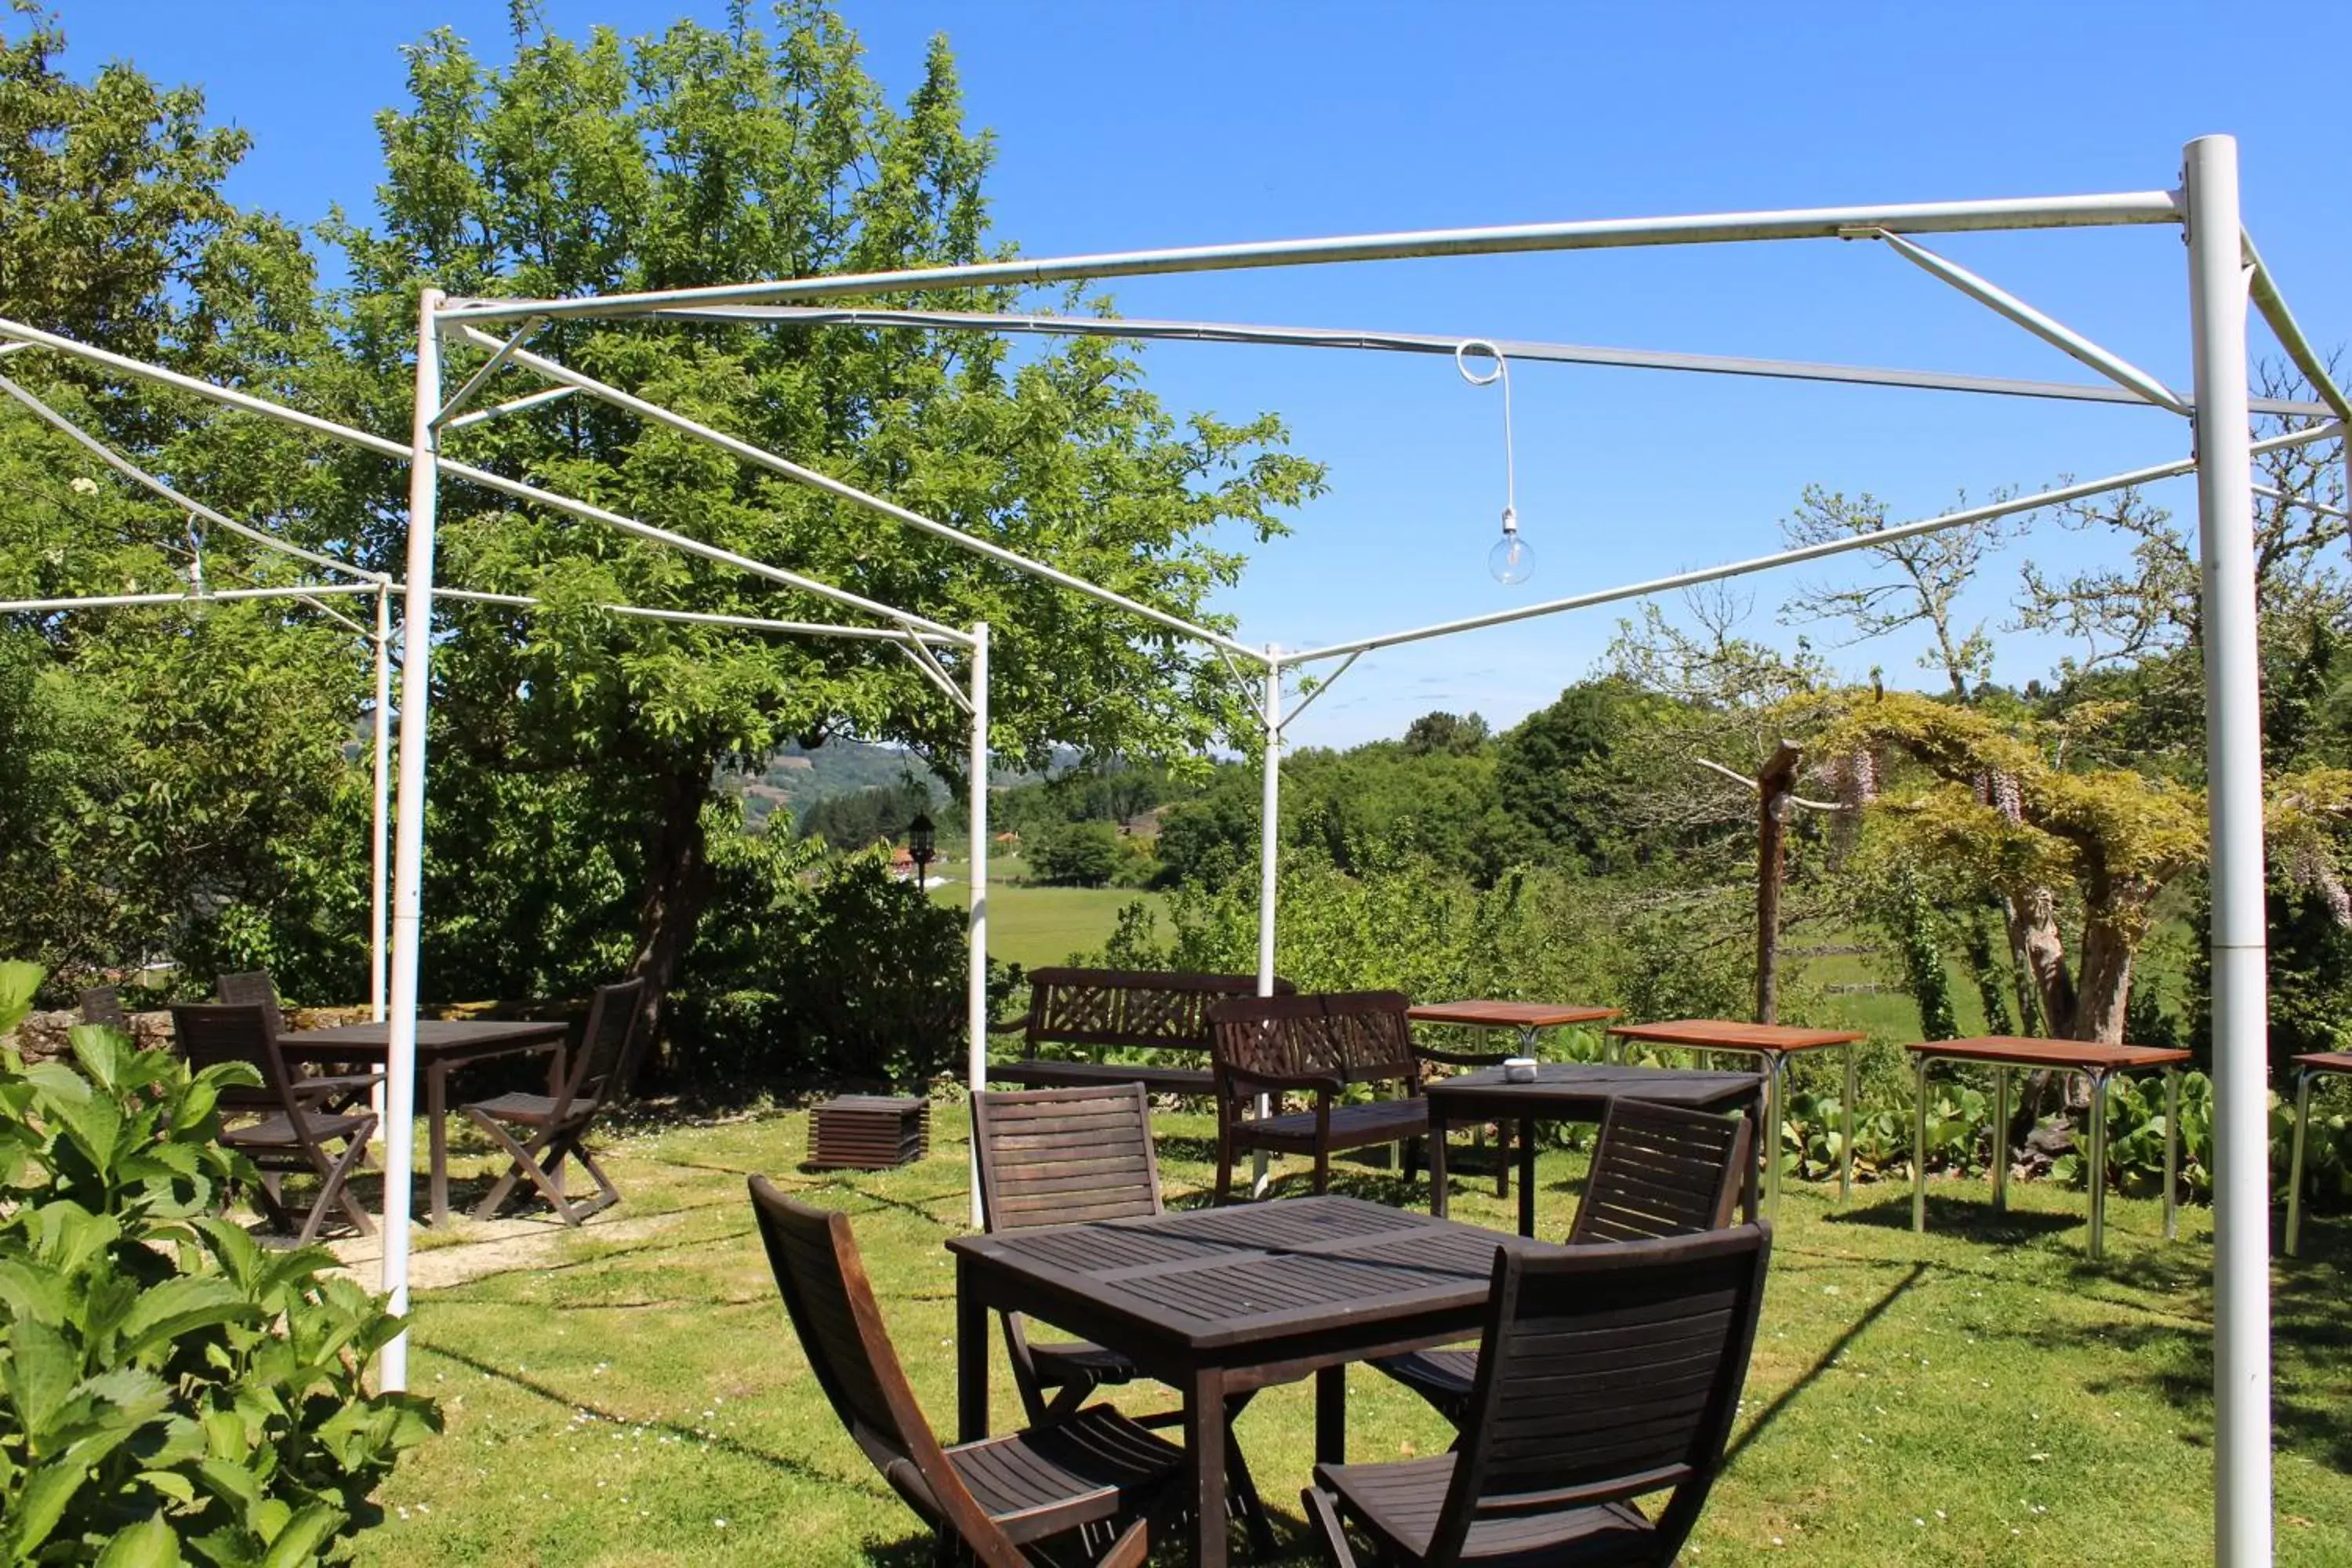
left=1029, top=819, right=1122, bottom=887
left=329, top=5, right=1321, bottom=1024
left=797, top=781, right=935, bottom=850
left=1400, top=710, right=1489, bottom=757
left=0, top=13, right=373, bottom=1000
left=1493, top=677, right=1640, bottom=868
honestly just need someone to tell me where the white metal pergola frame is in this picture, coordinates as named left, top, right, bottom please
left=1, top=133, right=2324, bottom=1565
left=419, top=136, right=2333, bottom=1566
left=0, top=314, right=998, bottom=1403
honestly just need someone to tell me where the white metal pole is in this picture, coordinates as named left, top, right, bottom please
left=379, top=289, right=445, bottom=1392
left=371, top=586, right=392, bottom=1025
left=1254, top=648, right=1281, bottom=1194
left=966, top=623, right=991, bottom=1229
left=2184, top=134, right=2270, bottom=1568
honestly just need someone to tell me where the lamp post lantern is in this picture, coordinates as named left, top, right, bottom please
left=907, top=811, right=935, bottom=887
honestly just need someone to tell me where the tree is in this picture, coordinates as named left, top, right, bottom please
left=1401, top=710, right=1489, bottom=757
left=328, top=5, right=1322, bottom=1029
left=1029, top=819, right=1121, bottom=887
left=0, top=12, right=372, bottom=998
left=1777, top=483, right=2015, bottom=699
left=1493, top=678, right=1639, bottom=868
left=1813, top=688, right=2207, bottom=1044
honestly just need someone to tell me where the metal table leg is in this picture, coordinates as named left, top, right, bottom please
left=1992, top=1065, right=2009, bottom=1214
left=2086, top=1069, right=2109, bottom=1261
left=1764, top=1050, right=1788, bottom=1222
left=1840, top=1040, right=1858, bottom=1203
left=2161, top=1068, right=2180, bottom=1243
left=1912, top=1053, right=1931, bottom=1235
left=1517, top=1116, right=1537, bottom=1239
left=2286, top=1069, right=2314, bottom=1258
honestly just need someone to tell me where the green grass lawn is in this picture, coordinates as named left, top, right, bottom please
left=359, top=1105, right=2352, bottom=1567
left=930, top=872, right=1163, bottom=971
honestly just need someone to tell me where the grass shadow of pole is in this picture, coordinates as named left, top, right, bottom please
left=1724, top=1260, right=1928, bottom=1466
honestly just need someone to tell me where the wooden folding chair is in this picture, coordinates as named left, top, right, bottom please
left=1373, top=1097, right=1753, bottom=1427
left=750, top=1177, right=1181, bottom=1567
left=972, top=1084, right=1282, bottom=1555
left=1306, top=1224, right=1773, bottom=1568
left=463, top=978, right=643, bottom=1225
left=170, top=1003, right=381, bottom=1245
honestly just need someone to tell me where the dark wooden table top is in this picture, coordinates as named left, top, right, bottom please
left=1609, top=1017, right=1865, bottom=1052
left=278, top=1018, right=568, bottom=1062
left=949, top=1196, right=1541, bottom=1357
left=1424, top=1061, right=1763, bottom=1119
left=2295, top=1050, right=2352, bottom=1074
left=1908, top=1035, right=2191, bottom=1072
left=1406, top=1000, right=1621, bottom=1029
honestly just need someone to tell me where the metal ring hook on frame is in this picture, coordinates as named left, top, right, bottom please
left=1455, top=339, right=1519, bottom=535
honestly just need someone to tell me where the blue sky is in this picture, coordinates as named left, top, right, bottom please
left=53, top=2, right=2352, bottom=746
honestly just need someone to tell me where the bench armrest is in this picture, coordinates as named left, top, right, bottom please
left=985, top=1011, right=1033, bottom=1036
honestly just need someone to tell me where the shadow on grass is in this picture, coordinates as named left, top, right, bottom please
left=1724, top=1260, right=1927, bottom=1466
left=1825, top=1192, right=2087, bottom=1243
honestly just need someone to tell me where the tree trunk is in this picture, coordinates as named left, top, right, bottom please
left=1754, top=741, right=1802, bottom=1024
left=628, top=761, right=718, bottom=1079
left=2002, top=884, right=2077, bottom=1147
left=2071, top=926, right=2135, bottom=1044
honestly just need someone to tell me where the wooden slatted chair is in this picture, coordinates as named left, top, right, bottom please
left=463, top=978, right=644, bottom=1225
left=1207, top=991, right=1430, bottom=1203
left=170, top=1003, right=381, bottom=1245
left=1305, top=1223, right=1773, bottom=1568
left=1371, top=1098, right=1753, bottom=1427
left=78, top=985, right=128, bottom=1030
left=750, top=1176, right=1181, bottom=1568
left=215, top=969, right=286, bottom=1036
left=971, top=1085, right=1281, bottom=1555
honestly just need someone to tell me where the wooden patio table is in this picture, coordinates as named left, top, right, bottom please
left=949, top=1195, right=1549, bottom=1568
left=279, top=1018, right=568, bottom=1225
left=1909, top=1035, right=2188, bottom=1260
left=1607, top=1018, right=1867, bottom=1218
left=1405, top=1000, right=1621, bottom=1202
left=1425, top=1062, right=1766, bottom=1237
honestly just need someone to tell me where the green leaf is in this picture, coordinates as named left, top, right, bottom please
left=0, top=960, right=42, bottom=1036
left=6, top=1455, right=92, bottom=1555
left=6, top=1317, right=83, bottom=1445
left=257, top=1503, right=346, bottom=1568
left=120, top=1275, right=260, bottom=1359
left=95, top=1513, right=184, bottom=1568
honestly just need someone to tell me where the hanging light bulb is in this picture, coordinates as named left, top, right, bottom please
left=1488, top=505, right=1534, bottom=585
left=1457, top=339, right=1534, bottom=586
left=184, top=516, right=212, bottom=620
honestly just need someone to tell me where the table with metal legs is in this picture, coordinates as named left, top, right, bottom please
left=1604, top=1018, right=1866, bottom=1221
left=1906, top=1035, right=2188, bottom=1260
left=1407, top=1000, right=1621, bottom=1198
left=2285, top=1047, right=2352, bottom=1257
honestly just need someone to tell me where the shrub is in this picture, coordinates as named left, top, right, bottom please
left=1028, top=820, right=1123, bottom=887
left=0, top=960, right=438, bottom=1565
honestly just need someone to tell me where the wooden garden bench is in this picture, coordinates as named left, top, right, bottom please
left=986, top=967, right=1295, bottom=1098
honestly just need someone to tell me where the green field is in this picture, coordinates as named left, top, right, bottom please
left=361, top=1104, right=2352, bottom=1566
left=929, top=859, right=1166, bottom=971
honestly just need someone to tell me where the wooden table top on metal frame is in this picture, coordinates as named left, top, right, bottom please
left=1406, top=1000, right=1621, bottom=1203
left=948, top=1195, right=1546, bottom=1568
left=1608, top=1018, right=1867, bottom=1218
left=1907, top=1035, right=2190, bottom=1260
left=1425, top=1061, right=1765, bottom=1237
left=2288, top=1048, right=2352, bottom=1256
left=280, top=1018, right=569, bottom=1225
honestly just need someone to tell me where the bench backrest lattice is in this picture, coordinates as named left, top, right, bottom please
left=989, top=968, right=1297, bottom=1095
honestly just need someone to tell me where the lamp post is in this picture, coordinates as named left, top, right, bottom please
left=907, top=811, right=935, bottom=887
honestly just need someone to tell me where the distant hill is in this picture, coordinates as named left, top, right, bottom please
left=725, top=739, right=1069, bottom=829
